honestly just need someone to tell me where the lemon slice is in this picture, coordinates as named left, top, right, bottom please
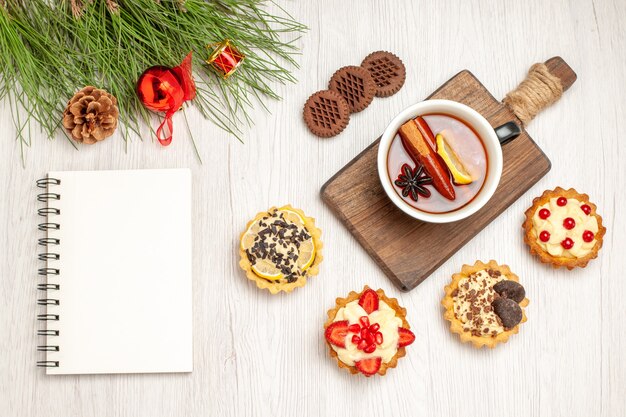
left=240, top=219, right=261, bottom=251
left=297, top=239, right=316, bottom=271
left=251, top=259, right=284, bottom=281
left=436, top=133, right=473, bottom=185
left=278, top=207, right=305, bottom=225
left=241, top=221, right=284, bottom=280
left=279, top=208, right=316, bottom=271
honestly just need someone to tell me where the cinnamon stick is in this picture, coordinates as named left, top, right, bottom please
left=398, top=119, right=456, bottom=200
left=414, top=116, right=437, bottom=151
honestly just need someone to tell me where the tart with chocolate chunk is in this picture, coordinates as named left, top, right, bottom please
left=442, top=261, right=529, bottom=349
left=324, top=286, right=415, bottom=377
left=239, top=205, right=323, bottom=294
left=523, top=187, right=605, bottom=269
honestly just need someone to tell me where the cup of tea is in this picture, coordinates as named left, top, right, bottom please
left=377, top=99, right=519, bottom=223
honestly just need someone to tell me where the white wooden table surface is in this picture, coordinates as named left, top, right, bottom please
left=1, top=0, right=625, bottom=416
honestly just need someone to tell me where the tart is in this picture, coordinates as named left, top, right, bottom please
left=523, top=187, right=605, bottom=269
left=323, top=286, right=415, bottom=377
left=442, top=260, right=529, bottom=349
left=239, top=205, right=323, bottom=294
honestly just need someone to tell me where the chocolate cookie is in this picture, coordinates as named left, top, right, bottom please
left=303, top=90, right=350, bottom=138
left=361, top=51, right=406, bottom=97
left=328, top=66, right=376, bottom=113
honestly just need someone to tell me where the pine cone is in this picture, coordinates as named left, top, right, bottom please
left=62, top=86, right=119, bottom=144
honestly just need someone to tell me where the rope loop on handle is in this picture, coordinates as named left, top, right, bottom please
left=503, top=63, right=563, bottom=126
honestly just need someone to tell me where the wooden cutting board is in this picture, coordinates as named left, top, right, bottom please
left=320, top=57, right=576, bottom=291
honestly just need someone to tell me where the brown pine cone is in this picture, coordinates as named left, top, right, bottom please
left=62, top=86, right=119, bottom=144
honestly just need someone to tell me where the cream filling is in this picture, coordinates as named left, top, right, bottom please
left=330, top=300, right=402, bottom=366
left=532, top=198, right=599, bottom=258
left=453, top=270, right=505, bottom=336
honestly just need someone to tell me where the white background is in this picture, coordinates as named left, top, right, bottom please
left=1, top=0, right=624, bottom=416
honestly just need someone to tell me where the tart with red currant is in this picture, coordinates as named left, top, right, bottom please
left=323, top=286, right=415, bottom=377
left=239, top=205, right=323, bottom=294
left=523, top=187, right=605, bottom=269
left=442, top=260, right=529, bottom=349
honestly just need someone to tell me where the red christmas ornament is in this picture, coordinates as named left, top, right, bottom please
left=136, top=52, right=196, bottom=146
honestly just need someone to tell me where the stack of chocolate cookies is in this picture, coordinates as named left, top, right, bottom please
left=303, top=51, right=406, bottom=138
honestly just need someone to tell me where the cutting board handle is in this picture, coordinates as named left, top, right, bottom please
left=502, top=56, right=577, bottom=126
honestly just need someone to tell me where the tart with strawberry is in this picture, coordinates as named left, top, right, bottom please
left=523, top=187, right=605, bottom=269
left=239, top=205, right=323, bottom=294
left=442, top=260, right=529, bottom=349
left=323, top=286, right=415, bottom=377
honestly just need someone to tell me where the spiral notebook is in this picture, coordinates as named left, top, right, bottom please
left=36, top=169, right=193, bottom=375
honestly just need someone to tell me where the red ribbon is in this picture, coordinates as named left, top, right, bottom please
left=173, top=52, right=196, bottom=102
left=156, top=111, right=175, bottom=146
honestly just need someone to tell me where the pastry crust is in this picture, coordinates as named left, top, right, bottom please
left=441, top=260, right=529, bottom=349
left=238, top=205, right=323, bottom=294
left=522, top=187, right=605, bottom=270
left=323, top=286, right=410, bottom=376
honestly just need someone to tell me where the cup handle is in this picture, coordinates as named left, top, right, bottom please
left=494, top=122, right=521, bottom=146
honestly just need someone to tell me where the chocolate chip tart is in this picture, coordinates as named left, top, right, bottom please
left=238, top=205, right=323, bottom=294
left=523, top=187, right=605, bottom=270
left=323, top=286, right=415, bottom=377
left=442, top=261, right=529, bottom=349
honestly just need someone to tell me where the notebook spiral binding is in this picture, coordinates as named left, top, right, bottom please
left=37, top=177, right=61, bottom=369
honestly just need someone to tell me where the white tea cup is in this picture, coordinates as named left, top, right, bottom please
left=377, top=99, right=519, bottom=223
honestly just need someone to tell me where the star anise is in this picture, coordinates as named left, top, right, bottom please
left=394, top=163, right=433, bottom=201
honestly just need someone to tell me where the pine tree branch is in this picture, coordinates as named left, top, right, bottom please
left=0, top=0, right=306, bottom=160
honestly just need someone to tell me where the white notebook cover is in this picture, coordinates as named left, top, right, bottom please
left=42, top=169, right=192, bottom=375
